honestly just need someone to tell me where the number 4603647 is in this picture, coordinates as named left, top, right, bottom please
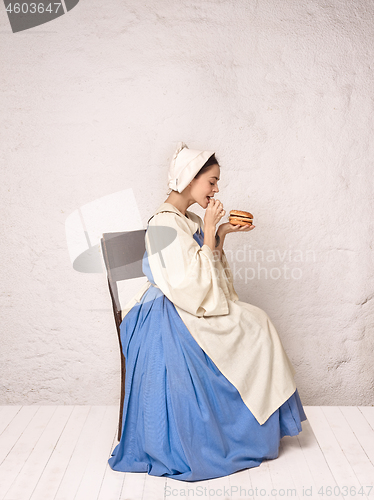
left=6, top=3, right=62, bottom=14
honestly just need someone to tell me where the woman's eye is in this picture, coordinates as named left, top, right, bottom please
left=210, top=182, right=214, bottom=186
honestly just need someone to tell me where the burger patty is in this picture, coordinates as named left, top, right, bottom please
left=229, top=216, right=253, bottom=222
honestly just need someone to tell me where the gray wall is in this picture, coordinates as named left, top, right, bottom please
left=1, top=0, right=373, bottom=405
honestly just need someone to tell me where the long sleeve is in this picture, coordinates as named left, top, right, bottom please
left=195, top=214, right=239, bottom=303
left=145, top=212, right=229, bottom=317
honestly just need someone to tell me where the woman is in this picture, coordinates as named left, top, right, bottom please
left=108, top=142, right=307, bottom=482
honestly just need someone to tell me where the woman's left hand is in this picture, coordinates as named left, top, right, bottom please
left=218, top=222, right=255, bottom=236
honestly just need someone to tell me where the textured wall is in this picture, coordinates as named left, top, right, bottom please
left=1, top=0, right=373, bottom=405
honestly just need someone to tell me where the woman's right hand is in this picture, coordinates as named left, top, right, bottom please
left=204, top=198, right=226, bottom=228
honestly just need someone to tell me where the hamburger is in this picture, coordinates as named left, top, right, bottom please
left=228, top=210, right=254, bottom=226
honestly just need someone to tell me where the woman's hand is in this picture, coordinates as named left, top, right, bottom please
left=204, top=198, right=226, bottom=228
left=218, top=221, right=255, bottom=237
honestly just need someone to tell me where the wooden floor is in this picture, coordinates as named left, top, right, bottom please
left=0, top=406, right=373, bottom=500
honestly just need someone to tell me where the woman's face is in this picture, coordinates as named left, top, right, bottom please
left=190, top=163, right=220, bottom=209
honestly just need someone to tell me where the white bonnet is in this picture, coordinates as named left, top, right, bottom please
left=167, top=142, right=215, bottom=195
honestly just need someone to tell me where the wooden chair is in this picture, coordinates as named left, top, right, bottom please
left=100, top=230, right=146, bottom=441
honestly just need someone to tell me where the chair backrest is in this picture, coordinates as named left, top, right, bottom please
left=101, top=230, right=147, bottom=322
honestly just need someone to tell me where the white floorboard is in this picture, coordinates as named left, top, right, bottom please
left=0, top=406, right=373, bottom=500
left=119, top=472, right=146, bottom=500
left=0, top=407, right=22, bottom=437
left=30, top=406, right=91, bottom=500
left=0, top=406, right=57, bottom=499
left=97, top=431, right=125, bottom=500
left=305, top=407, right=367, bottom=499
left=0, top=406, right=39, bottom=466
left=4, top=406, right=73, bottom=500
left=54, top=406, right=108, bottom=500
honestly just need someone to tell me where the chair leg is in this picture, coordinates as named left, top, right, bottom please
left=118, top=353, right=126, bottom=441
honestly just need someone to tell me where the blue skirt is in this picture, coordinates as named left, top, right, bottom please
left=108, top=285, right=307, bottom=482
